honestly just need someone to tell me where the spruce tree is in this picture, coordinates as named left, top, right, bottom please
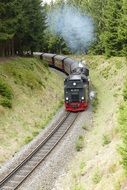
left=15, top=0, right=46, bottom=55
left=118, top=0, right=127, bottom=56
left=0, top=1, right=18, bottom=56
left=100, top=0, right=122, bottom=56
left=0, top=0, right=46, bottom=56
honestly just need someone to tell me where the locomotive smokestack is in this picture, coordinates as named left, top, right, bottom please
left=47, top=5, right=95, bottom=54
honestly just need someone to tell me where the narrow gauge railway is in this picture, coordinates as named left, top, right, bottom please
left=34, top=52, right=90, bottom=112
left=0, top=112, right=79, bottom=190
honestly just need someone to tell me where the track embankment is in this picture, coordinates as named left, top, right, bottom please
left=0, top=57, right=64, bottom=165
left=0, top=106, right=93, bottom=190
left=52, top=55, right=127, bottom=190
left=0, top=112, right=79, bottom=189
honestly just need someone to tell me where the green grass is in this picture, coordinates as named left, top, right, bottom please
left=118, top=78, right=127, bottom=174
left=2, top=58, right=49, bottom=90
left=0, top=57, right=64, bottom=164
left=72, top=184, right=85, bottom=190
left=118, top=101, right=127, bottom=175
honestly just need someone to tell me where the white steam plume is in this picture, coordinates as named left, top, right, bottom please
left=47, top=6, right=95, bottom=53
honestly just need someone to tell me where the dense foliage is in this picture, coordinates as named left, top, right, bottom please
left=0, top=0, right=46, bottom=56
left=0, top=0, right=127, bottom=56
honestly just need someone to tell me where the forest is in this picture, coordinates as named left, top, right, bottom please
left=0, top=0, right=127, bottom=57
left=1, top=0, right=127, bottom=188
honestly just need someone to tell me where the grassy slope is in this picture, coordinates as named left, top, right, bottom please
left=57, top=55, right=127, bottom=190
left=0, top=57, right=64, bottom=165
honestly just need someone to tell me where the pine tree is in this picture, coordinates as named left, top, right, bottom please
left=0, top=1, right=18, bottom=56
left=15, top=0, right=46, bottom=55
left=100, top=0, right=122, bottom=56
left=0, top=0, right=46, bottom=56
left=118, top=0, right=127, bottom=56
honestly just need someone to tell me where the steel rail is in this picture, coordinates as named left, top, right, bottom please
left=0, top=112, right=79, bottom=190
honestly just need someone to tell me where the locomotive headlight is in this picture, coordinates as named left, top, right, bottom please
left=81, top=97, right=84, bottom=100
left=66, top=97, right=69, bottom=100
left=73, top=82, right=76, bottom=86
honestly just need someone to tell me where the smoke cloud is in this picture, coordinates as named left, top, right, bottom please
left=47, top=6, right=95, bottom=53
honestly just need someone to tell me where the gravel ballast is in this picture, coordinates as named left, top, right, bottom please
left=0, top=107, right=92, bottom=190
left=21, top=107, right=92, bottom=190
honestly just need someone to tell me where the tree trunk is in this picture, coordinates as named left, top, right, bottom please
left=11, top=39, right=14, bottom=56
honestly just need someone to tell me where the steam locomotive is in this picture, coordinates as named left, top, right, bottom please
left=33, top=52, right=89, bottom=112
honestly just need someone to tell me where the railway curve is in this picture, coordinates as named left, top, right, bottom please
left=0, top=112, right=79, bottom=190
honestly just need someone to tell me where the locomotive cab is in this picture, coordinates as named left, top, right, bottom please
left=64, top=75, right=89, bottom=112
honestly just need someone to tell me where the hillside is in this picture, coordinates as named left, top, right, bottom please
left=0, top=57, right=64, bottom=165
left=53, top=55, right=127, bottom=190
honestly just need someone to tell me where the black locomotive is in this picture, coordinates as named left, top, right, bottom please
left=33, top=52, right=89, bottom=111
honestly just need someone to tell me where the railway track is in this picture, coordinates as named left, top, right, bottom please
left=0, top=112, right=79, bottom=190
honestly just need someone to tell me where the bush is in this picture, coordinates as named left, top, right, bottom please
left=92, top=168, right=102, bottom=184
left=100, top=65, right=111, bottom=79
left=24, top=136, right=33, bottom=144
left=0, top=79, right=13, bottom=99
left=102, top=134, right=111, bottom=146
left=0, top=79, right=13, bottom=108
left=1, top=98, right=12, bottom=108
left=80, top=161, right=86, bottom=175
left=76, top=135, right=84, bottom=151
left=32, top=130, right=39, bottom=137
left=91, top=95, right=98, bottom=112
left=115, top=60, right=123, bottom=70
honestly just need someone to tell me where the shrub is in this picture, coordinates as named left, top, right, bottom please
left=0, top=79, right=13, bottom=99
left=102, top=134, right=111, bottom=146
left=0, top=79, right=13, bottom=108
left=100, top=65, right=111, bottom=79
left=76, top=135, right=84, bottom=151
left=32, top=130, right=39, bottom=137
left=24, top=136, right=33, bottom=144
left=92, top=168, right=102, bottom=184
left=1, top=98, right=12, bottom=108
left=91, top=95, right=98, bottom=112
left=80, top=161, right=86, bottom=175
left=115, top=60, right=123, bottom=70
